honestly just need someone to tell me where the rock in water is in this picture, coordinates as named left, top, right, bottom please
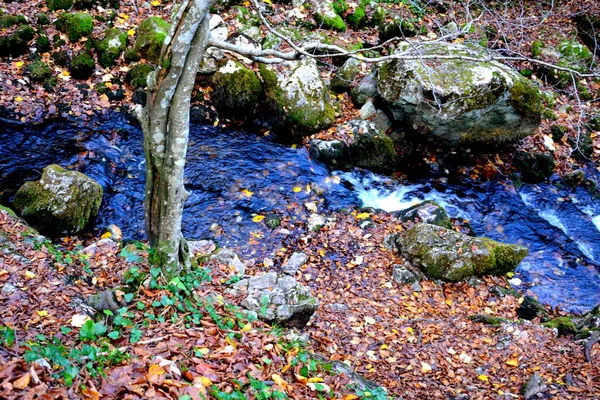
left=396, top=223, right=528, bottom=281
left=13, top=164, right=103, bottom=235
left=377, top=42, right=542, bottom=146
left=232, top=272, right=318, bottom=328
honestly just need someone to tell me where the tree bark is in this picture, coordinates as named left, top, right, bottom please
left=136, top=0, right=210, bottom=278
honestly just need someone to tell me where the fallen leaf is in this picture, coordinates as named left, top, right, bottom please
left=13, top=373, right=30, bottom=389
left=421, top=361, right=432, bottom=372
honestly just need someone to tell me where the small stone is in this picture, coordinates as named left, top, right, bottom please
left=282, top=252, right=309, bottom=276
left=210, top=248, right=245, bottom=275
left=391, top=264, right=422, bottom=284
left=188, top=240, right=217, bottom=256
left=105, top=224, right=122, bottom=241
left=307, top=214, right=326, bottom=231
left=304, top=202, right=318, bottom=213
left=1, top=283, right=18, bottom=295
left=521, top=373, right=545, bottom=399
left=411, top=281, right=422, bottom=292
left=359, top=100, right=377, bottom=120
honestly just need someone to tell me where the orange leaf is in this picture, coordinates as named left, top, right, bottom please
left=505, top=358, right=519, bottom=367
left=13, top=373, right=30, bottom=389
left=148, top=364, right=166, bottom=377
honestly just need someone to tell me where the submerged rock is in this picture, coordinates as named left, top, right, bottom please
left=377, top=42, right=542, bottom=146
left=232, top=272, right=318, bottom=328
left=13, top=164, right=103, bottom=235
left=396, top=223, right=528, bottom=281
left=397, top=200, right=452, bottom=229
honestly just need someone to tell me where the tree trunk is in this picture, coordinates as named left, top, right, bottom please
left=136, top=0, right=210, bottom=279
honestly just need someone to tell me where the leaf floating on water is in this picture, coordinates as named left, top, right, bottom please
left=252, top=215, right=265, bottom=222
left=241, top=189, right=253, bottom=198
left=292, top=186, right=302, bottom=193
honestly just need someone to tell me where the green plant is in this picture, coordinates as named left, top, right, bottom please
left=24, top=335, right=128, bottom=385
left=0, top=326, right=15, bottom=347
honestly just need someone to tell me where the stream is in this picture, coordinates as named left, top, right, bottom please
left=1, top=113, right=599, bottom=313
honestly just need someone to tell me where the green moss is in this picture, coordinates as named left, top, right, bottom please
left=48, top=0, right=74, bottom=11
left=509, top=78, right=543, bottom=119
left=550, top=124, right=567, bottom=141
left=133, top=16, right=170, bottom=64
left=55, top=12, right=94, bottom=42
left=212, top=60, right=263, bottom=120
left=36, top=34, right=52, bottom=53
left=485, top=239, right=529, bottom=274
left=13, top=165, right=102, bottom=235
left=332, top=0, right=347, bottom=14
left=37, top=13, right=50, bottom=26
left=542, top=317, right=576, bottom=335
left=258, top=63, right=279, bottom=97
left=126, top=63, right=154, bottom=88
left=0, top=14, right=27, bottom=28
left=542, top=108, right=558, bottom=120
left=350, top=132, right=396, bottom=172
left=124, top=47, right=140, bottom=63
left=347, top=1, right=366, bottom=27
left=0, top=25, right=35, bottom=57
left=27, top=60, right=52, bottom=82
left=469, top=314, right=508, bottom=326
left=314, top=12, right=347, bottom=32
left=69, top=52, right=95, bottom=79
left=531, top=40, right=543, bottom=58
left=94, top=28, right=127, bottom=67
left=0, top=205, right=19, bottom=219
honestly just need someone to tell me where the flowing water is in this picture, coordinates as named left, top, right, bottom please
left=1, top=113, right=599, bottom=313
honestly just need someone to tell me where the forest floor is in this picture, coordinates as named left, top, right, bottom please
left=1, top=0, right=600, bottom=399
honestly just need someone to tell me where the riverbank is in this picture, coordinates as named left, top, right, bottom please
left=1, top=203, right=599, bottom=398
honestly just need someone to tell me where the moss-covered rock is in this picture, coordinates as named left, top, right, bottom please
left=35, top=34, right=52, bottom=53
left=37, top=13, right=50, bottom=26
left=268, top=59, right=336, bottom=135
left=345, top=119, right=396, bottom=171
left=350, top=72, right=377, bottom=106
left=55, top=12, right=94, bottom=42
left=27, top=60, right=52, bottom=82
left=47, top=0, right=74, bottom=11
left=378, top=42, right=542, bottom=146
left=75, top=0, right=120, bottom=9
left=309, top=139, right=348, bottom=167
left=514, top=152, right=555, bottom=183
left=543, top=316, right=577, bottom=335
left=396, top=223, right=528, bottom=282
left=331, top=58, right=361, bottom=92
left=211, top=60, right=263, bottom=120
left=0, top=25, right=35, bottom=58
left=0, top=14, right=27, bottom=28
left=13, top=164, right=103, bottom=235
left=379, top=16, right=418, bottom=42
left=313, top=0, right=346, bottom=31
left=69, top=52, right=95, bottom=79
left=125, top=62, right=154, bottom=89
left=94, top=28, right=127, bottom=67
left=132, top=16, right=170, bottom=64
left=551, top=124, right=567, bottom=141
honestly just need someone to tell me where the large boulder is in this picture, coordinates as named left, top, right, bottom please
left=211, top=60, right=263, bottom=120
left=263, top=59, right=336, bottom=135
left=13, top=165, right=103, bottom=235
left=94, top=28, right=127, bottom=68
left=0, top=25, right=35, bottom=58
left=231, top=272, right=318, bottom=328
left=55, top=12, right=94, bottom=42
left=377, top=42, right=543, bottom=146
left=131, top=17, right=170, bottom=64
left=396, top=223, right=528, bottom=281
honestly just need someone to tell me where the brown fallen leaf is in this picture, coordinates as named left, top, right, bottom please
left=13, top=372, right=31, bottom=389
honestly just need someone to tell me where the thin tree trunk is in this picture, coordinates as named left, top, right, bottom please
left=136, top=0, right=210, bottom=278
